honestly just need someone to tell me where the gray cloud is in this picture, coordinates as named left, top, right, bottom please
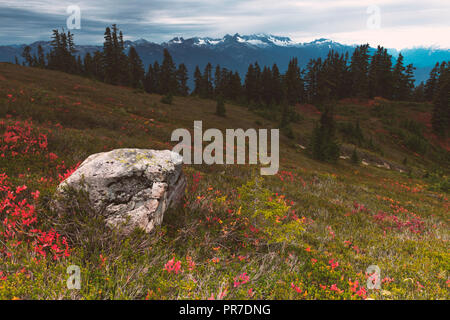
left=0, top=0, right=448, bottom=48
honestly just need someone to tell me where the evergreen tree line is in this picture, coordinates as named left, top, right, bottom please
left=21, top=29, right=422, bottom=105
left=192, top=45, right=419, bottom=107
left=428, top=62, right=450, bottom=137
left=19, top=26, right=191, bottom=95
left=19, top=28, right=447, bottom=137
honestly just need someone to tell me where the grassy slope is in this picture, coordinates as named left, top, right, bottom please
left=0, top=62, right=448, bottom=300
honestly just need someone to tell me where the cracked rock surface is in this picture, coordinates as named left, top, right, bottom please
left=53, top=149, right=186, bottom=234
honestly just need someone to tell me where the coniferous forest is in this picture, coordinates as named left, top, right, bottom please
left=19, top=25, right=449, bottom=145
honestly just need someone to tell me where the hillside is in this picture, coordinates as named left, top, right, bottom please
left=0, top=62, right=448, bottom=300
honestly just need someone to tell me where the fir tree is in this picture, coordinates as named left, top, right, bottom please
left=102, top=26, right=115, bottom=84
left=128, top=47, right=145, bottom=88
left=311, top=106, right=340, bottom=162
left=176, top=63, right=189, bottom=96
left=425, top=63, right=440, bottom=101
left=392, top=53, right=415, bottom=100
left=432, top=62, right=450, bottom=136
left=349, top=44, right=370, bottom=98
left=21, top=46, right=33, bottom=67
left=271, top=64, right=283, bottom=105
left=368, top=46, right=393, bottom=98
left=202, top=63, right=214, bottom=98
left=283, top=57, right=304, bottom=106
left=160, top=49, right=178, bottom=94
left=261, top=66, right=274, bottom=107
left=193, top=66, right=202, bottom=96
left=37, top=45, right=46, bottom=68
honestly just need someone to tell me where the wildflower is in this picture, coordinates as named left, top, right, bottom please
left=15, top=185, right=27, bottom=194
left=356, top=286, right=367, bottom=299
left=234, top=272, right=250, bottom=287
left=330, top=284, right=343, bottom=294
left=291, top=282, right=302, bottom=294
left=164, top=257, right=182, bottom=274
left=329, top=259, right=339, bottom=270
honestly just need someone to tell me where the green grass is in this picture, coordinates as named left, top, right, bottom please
left=0, top=63, right=448, bottom=300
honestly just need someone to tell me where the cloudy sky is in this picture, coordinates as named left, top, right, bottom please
left=0, top=0, right=449, bottom=49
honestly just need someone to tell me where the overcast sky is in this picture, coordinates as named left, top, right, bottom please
left=0, top=0, right=449, bottom=49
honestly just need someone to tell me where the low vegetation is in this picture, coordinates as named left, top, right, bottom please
left=0, top=63, right=448, bottom=300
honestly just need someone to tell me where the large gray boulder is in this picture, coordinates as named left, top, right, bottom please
left=53, top=149, right=186, bottom=234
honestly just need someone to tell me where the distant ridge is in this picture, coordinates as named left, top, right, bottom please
left=1, top=33, right=449, bottom=85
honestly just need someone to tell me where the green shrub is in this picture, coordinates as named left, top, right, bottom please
left=237, top=178, right=305, bottom=246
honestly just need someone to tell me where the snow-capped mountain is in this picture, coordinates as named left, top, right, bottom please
left=164, top=34, right=298, bottom=48
left=162, top=34, right=344, bottom=49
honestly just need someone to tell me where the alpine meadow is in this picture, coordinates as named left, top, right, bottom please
left=0, top=0, right=449, bottom=304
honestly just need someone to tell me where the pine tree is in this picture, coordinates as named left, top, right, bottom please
left=214, top=65, right=222, bottom=97
left=21, top=46, right=33, bottom=67
left=318, top=51, right=349, bottom=102
left=128, top=47, right=145, bottom=88
left=244, top=64, right=256, bottom=104
left=144, top=62, right=162, bottom=94
left=425, top=63, right=440, bottom=101
left=176, top=63, right=189, bottom=96
left=102, top=26, right=115, bottom=84
left=413, top=82, right=426, bottom=102
left=311, top=106, right=340, bottom=162
left=350, top=44, right=370, bottom=98
left=244, top=63, right=263, bottom=106
left=143, top=64, right=155, bottom=93
left=152, top=62, right=161, bottom=94
left=261, top=66, right=273, bottom=107
left=283, top=57, right=304, bottom=106
left=392, top=53, right=414, bottom=100
left=432, top=62, right=450, bottom=137
left=92, top=51, right=104, bottom=80
left=271, top=64, right=283, bottom=105
left=202, top=63, right=214, bottom=98
left=368, top=46, right=393, bottom=98
left=48, top=29, right=61, bottom=69
left=37, top=45, right=46, bottom=68
left=230, top=72, right=242, bottom=101
left=403, top=64, right=416, bottom=100
left=305, top=58, right=320, bottom=103
left=100, top=25, right=129, bottom=85
left=193, top=66, right=202, bottom=96
left=160, top=49, right=178, bottom=94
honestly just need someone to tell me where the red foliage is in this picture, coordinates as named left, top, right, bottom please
left=0, top=173, right=70, bottom=276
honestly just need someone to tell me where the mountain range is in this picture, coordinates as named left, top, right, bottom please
left=1, top=33, right=449, bottom=86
